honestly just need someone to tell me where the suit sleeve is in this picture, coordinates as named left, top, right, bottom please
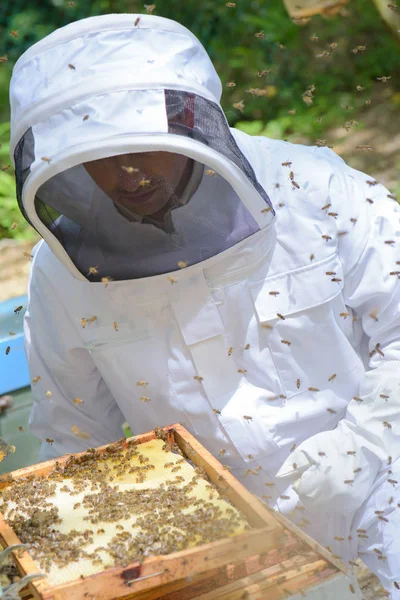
left=276, top=151, right=400, bottom=514
left=24, top=243, right=127, bottom=462
left=335, top=159, right=400, bottom=468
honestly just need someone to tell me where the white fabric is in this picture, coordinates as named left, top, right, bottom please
left=14, top=14, right=400, bottom=599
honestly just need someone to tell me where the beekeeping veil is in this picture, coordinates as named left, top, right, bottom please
left=9, top=14, right=274, bottom=282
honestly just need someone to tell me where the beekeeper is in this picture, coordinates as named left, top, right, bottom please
left=9, top=13, right=400, bottom=597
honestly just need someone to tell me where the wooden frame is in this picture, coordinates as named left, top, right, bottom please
left=0, top=424, right=354, bottom=600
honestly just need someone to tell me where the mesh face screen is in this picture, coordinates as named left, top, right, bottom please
left=14, top=90, right=273, bottom=281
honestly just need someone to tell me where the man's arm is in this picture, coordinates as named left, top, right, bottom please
left=276, top=153, right=400, bottom=514
left=24, top=243, right=127, bottom=462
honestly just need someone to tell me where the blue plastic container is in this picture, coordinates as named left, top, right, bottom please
left=0, top=295, right=30, bottom=395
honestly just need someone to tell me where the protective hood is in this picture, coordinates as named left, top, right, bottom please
left=9, top=13, right=274, bottom=282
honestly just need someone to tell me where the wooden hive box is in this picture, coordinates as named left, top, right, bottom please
left=0, top=424, right=362, bottom=600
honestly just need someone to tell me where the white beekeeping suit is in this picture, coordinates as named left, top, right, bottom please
left=8, top=13, right=400, bottom=597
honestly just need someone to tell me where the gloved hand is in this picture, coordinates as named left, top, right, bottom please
left=275, top=420, right=383, bottom=515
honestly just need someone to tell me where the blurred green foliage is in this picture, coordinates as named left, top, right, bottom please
left=0, top=0, right=399, bottom=240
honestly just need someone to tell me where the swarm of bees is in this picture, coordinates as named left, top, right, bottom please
left=0, top=437, right=249, bottom=578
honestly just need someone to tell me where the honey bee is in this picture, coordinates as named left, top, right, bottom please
left=177, top=260, right=188, bottom=268
left=213, top=408, right=221, bottom=415
left=388, top=193, right=398, bottom=200
left=276, top=313, right=286, bottom=320
left=219, top=449, right=226, bottom=456
left=378, top=515, right=389, bottom=523
left=71, top=425, right=91, bottom=439
left=32, top=376, right=41, bottom=384
left=81, top=318, right=87, bottom=328
left=23, top=252, right=33, bottom=259
left=46, top=390, right=52, bottom=398
left=394, top=581, right=400, bottom=590
left=233, top=100, right=245, bottom=112
left=344, top=479, right=354, bottom=485
left=228, top=346, right=233, bottom=356
left=86, top=316, right=97, bottom=325
left=261, top=206, right=272, bottom=213
left=113, top=321, right=119, bottom=332
left=9, top=30, right=19, bottom=38
left=140, top=396, right=151, bottom=403
left=383, top=421, right=392, bottom=429
left=244, top=344, right=250, bottom=350
left=376, top=76, right=391, bottom=83
left=347, top=451, right=356, bottom=456
left=340, top=312, right=350, bottom=318
left=8, top=331, right=15, bottom=336
left=282, top=161, right=292, bottom=167
left=14, top=305, right=23, bottom=315
left=255, top=31, right=265, bottom=39
left=0, top=56, right=8, bottom=63
left=68, top=63, right=76, bottom=70
left=45, top=438, right=54, bottom=445
left=388, top=456, right=392, bottom=465
left=327, top=408, right=337, bottom=414
left=388, top=479, right=398, bottom=485
left=261, top=323, right=272, bottom=329
left=243, top=415, right=253, bottom=421
left=167, top=275, right=177, bottom=284
left=72, top=398, right=84, bottom=405
left=369, top=308, right=379, bottom=322
left=83, top=114, right=89, bottom=121
left=281, top=340, right=292, bottom=346
left=134, top=17, right=141, bottom=26
left=352, top=396, right=363, bottom=403
left=101, top=276, right=112, bottom=287
left=309, top=254, right=315, bottom=261
left=308, top=387, right=319, bottom=392
left=280, top=495, right=290, bottom=500
left=353, top=467, right=362, bottom=473
left=331, top=278, right=342, bottom=283
left=194, top=375, right=204, bottom=382
left=5, top=346, right=10, bottom=355
left=144, top=4, right=156, bottom=13
left=18, top=426, right=24, bottom=432
left=237, top=368, right=247, bottom=373
left=87, top=266, right=99, bottom=276
left=328, top=373, right=337, bottom=382
left=121, top=166, right=139, bottom=174
left=258, top=69, right=271, bottom=78
left=321, top=235, right=332, bottom=242
left=385, top=240, right=396, bottom=246
left=321, top=203, right=331, bottom=211
left=318, top=451, right=326, bottom=456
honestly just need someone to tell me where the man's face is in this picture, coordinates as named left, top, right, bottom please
left=83, top=151, right=193, bottom=217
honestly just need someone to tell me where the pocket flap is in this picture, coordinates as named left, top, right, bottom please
left=249, top=253, right=343, bottom=323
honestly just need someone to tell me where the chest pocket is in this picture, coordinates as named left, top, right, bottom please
left=78, top=318, right=195, bottom=433
left=249, top=253, right=364, bottom=400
